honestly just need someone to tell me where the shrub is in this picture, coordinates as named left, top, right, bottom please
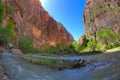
left=42, top=46, right=60, bottom=54
left=0, top=0, right=4, bottom=25
left=42, top=42, right=77, bottom=55
left=63, top=45, right=77, bottom=54
left=97, top=28, right=119, bottom=47
left=56, top=42, right=66, bottom=51
left=86, top=38, right=96, bottom=51
left=0, top=21, right=16, bottom=44
left=95, top=43, right=103, bottom=51
left=75, top=44, right=86, bottom=53
left=18, top=36, right=37, bottom=53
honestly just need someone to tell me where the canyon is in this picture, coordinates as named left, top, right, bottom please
left=1, top=0, right=74, bottom=48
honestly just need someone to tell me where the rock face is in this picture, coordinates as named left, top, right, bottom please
left=78, top=35, right=88, bottom=46
left=2, top=0, right=74, bottom=47
left=84, top=0, right=120, bottom=37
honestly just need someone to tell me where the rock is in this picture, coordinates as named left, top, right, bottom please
left=78, top=35, right=88, bottom=46
left=2, top=0, right=74, bottom=48
left=10, top=48, right=23, bottom=55
left=0, top=61, right=10, bottom=80
left=8, top=43, right=14, bottom=49
left=72, top=59, right=86, bottom=68
left=78, top=59, right=86, bottom=67
left=84, top=0, right=120, bottom=39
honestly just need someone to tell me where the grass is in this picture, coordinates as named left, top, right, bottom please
left=25, top=54, right=78, bottom=69
left=106, top=46, right=120, bottom=53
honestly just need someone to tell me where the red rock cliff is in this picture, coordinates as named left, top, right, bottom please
left=2, top=0, right=74, bottom=47
left=84, top=0, right=120, bottom=37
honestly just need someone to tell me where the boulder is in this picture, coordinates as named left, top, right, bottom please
left=78, top=35, right=88, bottom=46
left=10, top=49, right=23, bottom=55
left=8, top=43, right=14, bottom=49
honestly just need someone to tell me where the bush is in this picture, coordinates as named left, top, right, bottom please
left=63, top=45, right=77, bottom=54
left=0, top=0, right=4, bottom=25
left=42, top=42, right=77, bottom=55
left=75, top=44, right=86, bottom=53
left=95, top=43, right=104, bottom=51
left=97, top=28, right=119, bottom=49
left=18, top=36, right=37, bottom=53
left=42, top=46, right=60, bottom=54
left=0, top=21, right=16, bottom=44
left=87, top=38, right=96, bottom=51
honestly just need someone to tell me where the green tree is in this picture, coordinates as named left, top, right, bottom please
left=87, top=38, right=96, bottom=51
left=0, top=21, right=16, bottom=44
left=18, top=36, right=37, bottom=53
left=0, top=0, right=5, bottom=25
left=97, top=28, right=119, bottom=48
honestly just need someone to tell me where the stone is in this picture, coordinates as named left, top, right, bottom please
left=2, top=0, right=74, bottom=48
left=10, top=48, right=23, bottom=55
left=8, top=43, right=14, bottom=49
left=0, top=61, right=10, bottom=80
left=78, top=35, right=88, bottom=46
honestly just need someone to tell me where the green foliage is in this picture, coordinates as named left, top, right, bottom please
left=56, top=42, right=66, bottom=51
left=97, top=28, right=119, bottom=49
left=86, top=38, right=96, bottom=51
left=0, top=0, right=16, bottom=44
left=0, top=0, right=5, bottom=25
left=64, top=45, right=77, bottom=54
left=71, top=41, right=77, bottom=46
left=0, top=21, right=16, bottom=44
left=75, top=44, right=86, bottom=53
left=42, top=42, right=66, bottom=54
left=42, top=42, right=77, bottom=55
left=18, top=36, right=37, bottom=53
left=95, top=43, right=104, bottom=51
left=98, top=28, right=119, bottom=39
left=103, top=6, right=120, bottom=12
left=42, top=46, right=60, bottom=54
left=71, top=41, right=85, bottom=53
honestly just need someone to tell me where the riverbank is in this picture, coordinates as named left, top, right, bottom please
left=24, top=54, right=86, bottom=70
left=105, top=46, right=120, bottom=53
left=1, top=50, right=120, bottom=80
left=22, top=46, right=120, bottom=70
left=0, top=60, right=10, bottom=80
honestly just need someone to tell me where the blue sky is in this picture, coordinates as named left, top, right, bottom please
left=40, top=0, right=86, bottom=40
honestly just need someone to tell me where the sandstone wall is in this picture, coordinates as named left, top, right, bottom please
left=2, top=0, right=74, bottom=48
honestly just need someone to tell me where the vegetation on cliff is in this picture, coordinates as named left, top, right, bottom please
left=0, top=0, right=16, bottom=45
left=0, top=0, right=4, bottom=25
left=0, top=21, right=16, bottom=44
left=76, top=28, right=120, bottom=53
left=18, top=36, right=38, bottom=53
left=41, top=42, right=76, bottom=55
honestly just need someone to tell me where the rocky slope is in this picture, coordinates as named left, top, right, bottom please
left=2, top=0, right=74, bottom=48
left=84, top=0, right=120, bottom=37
